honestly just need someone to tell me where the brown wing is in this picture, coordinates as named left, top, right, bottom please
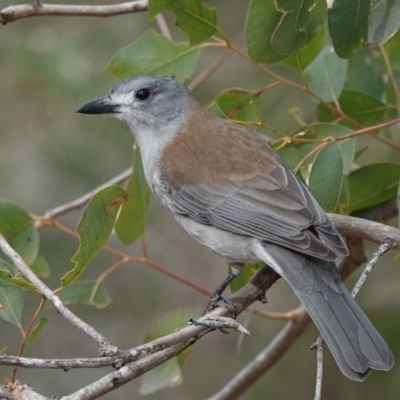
left=158, top=100, right=348, bottom=261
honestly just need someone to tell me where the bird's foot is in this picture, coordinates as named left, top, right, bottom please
left=203, top=293, right=237, bottom=318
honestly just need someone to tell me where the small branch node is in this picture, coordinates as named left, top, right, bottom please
left=189, top=316, right=250, bottom=336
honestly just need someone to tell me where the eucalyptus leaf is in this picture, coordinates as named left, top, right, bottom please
left=344, top=47, right=386, bottom=100
left=246, top=0, right=326, bottom=63
left=328, top=0, right=370, bottom=58
left=0, top=269, right=37, bottom=292
left=212, top=89, right=260, bottom=123
left=61, top=186, right=127, bottom=287
left=0, top=277, right=24, bottom=326
left=208, top=102, right=227, bottom=119
left=229, top=262, right=264, bottom=293
left=317, top=90, right=386, bottom=127
left=115, top=149, right=150, bottom=245
left=30, top=255, right=50, bottom=278
left=308, top=142, right=344, bottom=212
left=140, top=309, right=199, bottom=394
left=345, top=163, right=400, bottom=213
left=367, top=0, right=400, bottom=46
left=305, top=41, right=348, bottom=102
left=59, top=280, right=112, bottom=309
left=280, top=27, right=326, bottom=69
left=0, top=199, right=39, bottom=268
left=277, top=123, right=355, bottom=174
left=22, top=318, right=48, bottom=344
left=149, top=0, right=217, bottom=45
left=106, top=30, right=201, bottom=82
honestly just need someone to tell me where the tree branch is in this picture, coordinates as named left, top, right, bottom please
left=329, top=213, right=400, bottom=249
left=313, top=337, right=324, bottom=400
left=1, top=210, right=397, bottom=398
left=351, top=241, right=392, bottom=297
left=0, top=383, right=47, bottom=400
left=0, top=263, right=279, bottom=399
left=0, top=355, right=114, bottom=369
left=0, top=234, right=113, bottom=350
left=0, top=1, right=148, bottom=25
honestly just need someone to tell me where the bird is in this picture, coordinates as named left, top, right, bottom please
left=77, top=75, right=394, bottom=381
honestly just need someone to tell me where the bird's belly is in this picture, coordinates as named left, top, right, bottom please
left=174, top=215, right=260, bottom=262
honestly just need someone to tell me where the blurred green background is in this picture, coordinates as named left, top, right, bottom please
left=1, top=1, right=399, bottom=399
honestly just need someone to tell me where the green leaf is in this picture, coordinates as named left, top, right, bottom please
left=208, top=102, right=227, bottom=119
left=140, top=309, right=199, bottom=394
left=229, top=262, right=264, bottom=293
left=0, top=199, right=39, bottom=268
left=149, top=0, right=217, bottom=45
left=308, top=142, right=344, bottom=212
left=61, top=186, right=127, bottom=287
left=277, top=123, right=355, bottom=173
left=106, top=30, right=201, bottom=82
left=22, top=317, right=48, bottom=344
left=0, top=269, right=38, bottom=292
left=280, top=26, right=326, bottom=69
left=385, top=29, right=400, bottom=70
left=367, top=0, right=400, bottom=46
left=246, top=0, right=326, bottom=63
left=317, top=90, right=387, bottom=127
left=385, top=69, right=400, bottom=124
left=328, top=0, right=370, bottom=58
left=338, top=177, right=351, bottom=213
left=0, top=278, right=24, bottom=326
left=398, top=177, right=400, bottom=228
left=30, top=255, right=50, bottom=278
left=309, top=124, right=355, bottom=175
left=345, top=163, right=400, bottom=214
left=58, top=281, right=112, bottom=309
left=115, top=149, right=150, bottom=245
left=344, top=47, right=386, bottom=100
left=212, top=89, right=260, bottom=123
left=305, top=40, right=348, bottom=102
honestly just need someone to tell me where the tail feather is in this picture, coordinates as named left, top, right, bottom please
left=257, top=242, right=394, bottom=381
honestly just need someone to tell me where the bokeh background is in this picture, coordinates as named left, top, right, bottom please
left=1, top=1, right=399, bottom=399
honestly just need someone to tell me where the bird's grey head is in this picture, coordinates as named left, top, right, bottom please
left=77, top=75, right=192, bottom=143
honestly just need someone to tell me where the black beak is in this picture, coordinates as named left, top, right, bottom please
left=76, top=97, right=121, bottom=114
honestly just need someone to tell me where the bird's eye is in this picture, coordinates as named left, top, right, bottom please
left=135, top=88, right=150, bottom=101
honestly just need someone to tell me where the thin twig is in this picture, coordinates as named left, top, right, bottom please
left=0, top=235, right=112, bottom=349
left=189, top=36, right=246, bottom=91
left=351, top=242, right=392, bottom=297
left=313, top=337, right=324, bottom=400
left=155, top=13, right=171, bottom=40
left=10, top=298, right=46, bottom=383
left=329, top=214, right=400, bottom=250
left=380, top=45, right=400, bottom=105
left=43, top=167, right=132, bottom=219
left=312, top=241, right=392, bottom=398
left=333, top=116, right=400, bottom=141
left=0, top=1, right=148, bottom=24
left=0, top=355, right=115, bottom=369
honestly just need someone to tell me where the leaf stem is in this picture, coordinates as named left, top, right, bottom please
left=9, top=298, right=46, bottom=383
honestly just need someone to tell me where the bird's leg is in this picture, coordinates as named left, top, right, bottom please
left=203, top=262, right=244, bottom=317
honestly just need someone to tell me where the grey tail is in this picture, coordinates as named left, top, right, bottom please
left=259, top=243, right=394, bottom=381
